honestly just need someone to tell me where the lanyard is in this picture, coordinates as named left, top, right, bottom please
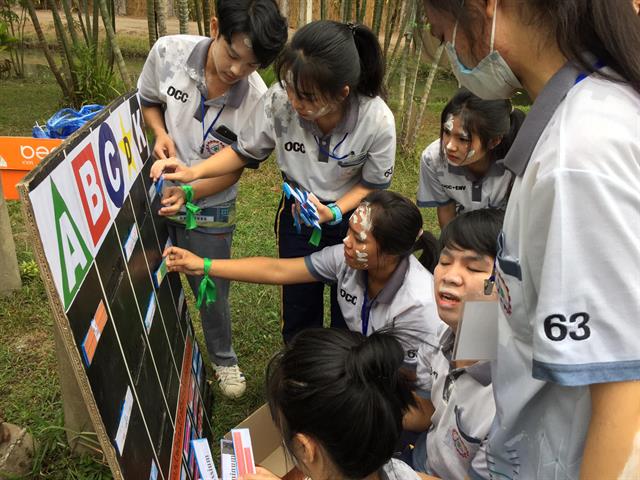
left=314, top=132, right=350, bottom=160
left=200, top=96, right=225, bottom=153
left=361, top=272, right=373, bottom=336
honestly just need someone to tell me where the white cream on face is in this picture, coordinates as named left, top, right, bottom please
left=444, top=114, right=454, bottom=132
left=466, top=148, right=476, bottom=161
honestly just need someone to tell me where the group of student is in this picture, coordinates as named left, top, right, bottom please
left=139, top=0, right=640, bottom=478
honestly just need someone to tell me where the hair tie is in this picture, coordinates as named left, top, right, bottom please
left=347, top=22, right=357, bottom=35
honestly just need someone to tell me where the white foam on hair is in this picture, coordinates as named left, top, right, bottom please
left=353, top=203, right=372, bottom=233
left=444, top=114, right=454, bottom=132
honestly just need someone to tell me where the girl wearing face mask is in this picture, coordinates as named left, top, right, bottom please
left=163, top=191, right=443, bottom=371
left=242, top=328, right=427, bottom=480
left=423, top=0, right=640, bottom=478
left=416, top=88, right=524, bottom=228
left=151, top=20, right=396, bottom=344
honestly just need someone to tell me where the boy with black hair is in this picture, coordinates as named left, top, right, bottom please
left=137, top=0, right=287, bottom=399
left=404, top=208, right=504, bottom=479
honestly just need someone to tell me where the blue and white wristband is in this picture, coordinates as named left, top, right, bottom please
left=327, top=203, right=343, bottom=225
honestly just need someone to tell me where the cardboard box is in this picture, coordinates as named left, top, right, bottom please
left=226, top=405, right=306, bottom=480
left=0, top=137, right=62, bottom=200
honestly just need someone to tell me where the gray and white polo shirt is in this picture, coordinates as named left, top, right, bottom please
left=232, top=83, right=396, bottom=201
left=380, top=458, right=421, bottom=480
left=304, top=244, right=443, bottom=368
left=415, top=326, right=495, bottom=479
left=417, top=139, right=513, bottom=211
left=472, top=63, right=640, bottom=479
left=137, top=35, right=267, bottom=230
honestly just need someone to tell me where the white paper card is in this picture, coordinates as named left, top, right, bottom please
left=192, top=438, right=219, bottom=480
left=123, top=223, right=139, bottom=261
left=115, top=386, right=134, bottom=455
left=231, top=428, right=256, bottom=476
left=220, top=439, right=237, bottom=480
left=453, top=301, right=499, bottom=361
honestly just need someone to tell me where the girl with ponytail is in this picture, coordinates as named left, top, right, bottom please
left=423, top=0, right=640, bottom=477
left=416, top=88, right=525, bottom=228
left=244, top=328, right=424, bottom=480
left=164, top=191, right=443, bottom=369
left=151, top=20, right=397, bottom=344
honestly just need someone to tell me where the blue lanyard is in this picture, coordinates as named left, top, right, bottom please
left=200, top=96, right=225, bottom=153
left=314, top=132, right=350, bottom=160
left=361, top=272, right=373, bottom=336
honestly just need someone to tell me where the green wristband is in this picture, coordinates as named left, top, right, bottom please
left=196, top=257, right=217, bottom=308
left=181, top=185, right=201, bottom=230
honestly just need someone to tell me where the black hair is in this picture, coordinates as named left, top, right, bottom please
left=439, top=88, right=525, bottom=164
left=439, top=208, right=504, bottom=259
left=275, top=20, right=385, bottom=102
left=215, top=0, right=288, bottom=68
left=423, top=0, right=640, bottom=94
left=265, top=328, right=415, bottom=479
left=362, top=190, right=439, bottom=272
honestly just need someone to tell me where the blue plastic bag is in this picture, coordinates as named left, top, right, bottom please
left=32, top=104, right=104, bottom=139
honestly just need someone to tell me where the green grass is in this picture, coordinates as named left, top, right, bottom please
left=0, top=72, right=444, bottom=478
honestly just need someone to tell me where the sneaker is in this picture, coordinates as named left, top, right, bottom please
left=213, top=364, right=246, bottom=399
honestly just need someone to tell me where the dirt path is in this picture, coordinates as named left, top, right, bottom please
left=24, top=9, right=200, bottom=41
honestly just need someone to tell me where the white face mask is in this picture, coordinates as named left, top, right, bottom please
left=444, top=2, right=522, bottom=100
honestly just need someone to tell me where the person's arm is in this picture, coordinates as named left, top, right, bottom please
left=142, top=105, right=177, bottom=160
left=403, top=394, right=435, bottom=432
left=150, top=145, right=246, bottom=183
left=158, top=172, right=243, bottom=216
left=579, top=381, right=640, bottom=479
left=436, top=203, right=457, bottom=229
left=311, top=183, right=374, bottom=224
left=164, top=246, right=316, bottom=285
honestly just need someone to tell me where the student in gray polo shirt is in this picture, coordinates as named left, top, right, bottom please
left=162, top=191, right=444, bottom=369
left=152, top=21, right=396, bottom=344
left=137, top=0, right=287, bottom=398
left=424, top=0, right=640, bottom=478
left=404, top=209, right=503, bottom=479
left=417, top=89, right=524, bottom=228
left=243, top=328, right=423, bottom=480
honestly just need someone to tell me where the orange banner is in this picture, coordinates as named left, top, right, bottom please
left=0, top=136, right=63, bottom=200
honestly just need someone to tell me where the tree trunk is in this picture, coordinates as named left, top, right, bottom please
left=384, top=0, right=414, bottom=84
left=194, top=0, right=203, bottom=35
left=155, top=0, right=168, bottom=36
left=61, top=0, right=80, bottom=47
left=409, top=44, right=444, bottom=149
left=383, top=0, right=400, bottom=62
left=25, top=0, right=71, bottom=100
left=73, top=0, right=90, bottom=44
left=47, top=0, right=78, bottom=96
left=203, top=0, right=210, bottom=35
left=320, top=0, right=326, bottom=20
left=279, top=0, right=288, bottom=19
left=146, top=0, right=157, bottom=47
left=356, top=0, right=366, bottom=23
left=306, top=0, right=312, bottom=24
left=98, top=0, right=131, bottom=89
left=177, top=0, right=189, bottom=34
left=342, top=0, right=352, bottom=22
left=396, top=32, right=411, bottom=115
left=372, top=0, right=383, bottom=36
left=0, top=182, right=22, bottom=296
left=401, top=38, right=422, bottom=148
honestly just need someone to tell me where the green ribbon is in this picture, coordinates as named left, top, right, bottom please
left=196, top=258, right=217, bottom=308
left=181, top=185, right=201, bottom=230
left=309, top=227, right=322, bottom=247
